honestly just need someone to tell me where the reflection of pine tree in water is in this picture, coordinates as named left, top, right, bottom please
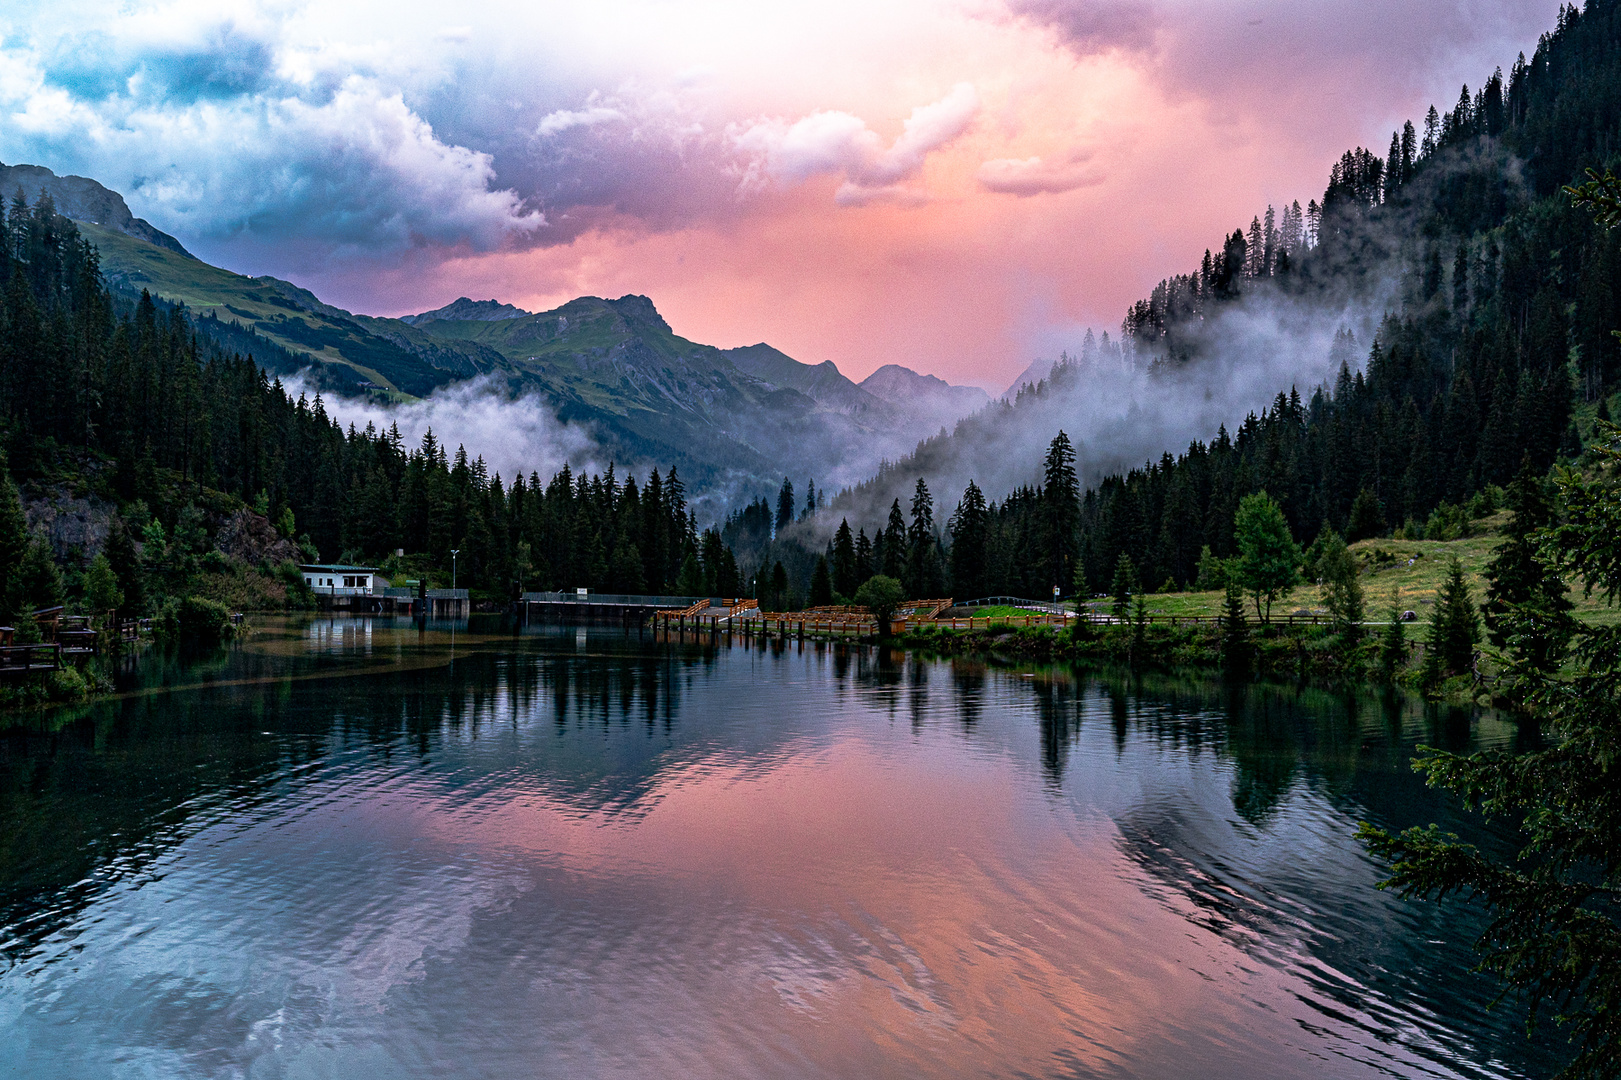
left=1223, top=690, right=1299, bottom=827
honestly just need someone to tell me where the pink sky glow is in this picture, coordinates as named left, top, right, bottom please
left=0, top=0, right=1566, bottom=388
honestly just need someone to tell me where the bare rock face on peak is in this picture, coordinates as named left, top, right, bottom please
left=401, top=297, right=535, bottom=325
left=859, top=364, right=989, bottom=428
left=0, top=162, right=192, bottom=258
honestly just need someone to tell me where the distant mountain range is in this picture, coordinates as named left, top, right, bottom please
left=7, top=162, right=994, bottom=500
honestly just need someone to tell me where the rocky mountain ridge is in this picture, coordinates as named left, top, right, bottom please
left=28, top=161, right=992, bottom=500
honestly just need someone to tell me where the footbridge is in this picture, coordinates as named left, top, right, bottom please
left=521, top=591, right=757, bottom=625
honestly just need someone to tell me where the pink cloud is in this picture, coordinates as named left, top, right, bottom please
left=977, top=151, right=1100, bottom=196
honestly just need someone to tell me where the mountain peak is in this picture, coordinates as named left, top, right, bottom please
left=861, top=364, right=989, bottom=409
left=401, top=296, right=534, bottom=325
left=0, top=161, right=192, bottom=258
left=604, top=294, right=671, bottom=333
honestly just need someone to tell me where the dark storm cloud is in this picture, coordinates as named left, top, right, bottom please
left=1007, top=0, right=1564, bottom=117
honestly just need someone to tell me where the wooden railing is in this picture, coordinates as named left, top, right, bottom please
left=917, top=612, right=1070, bottom=630
left=653, top=602, right=1360, bottom=640
left=0, top=643, right=61, bottom=675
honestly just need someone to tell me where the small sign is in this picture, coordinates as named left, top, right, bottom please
left=577, top=588, right=589, bottom=597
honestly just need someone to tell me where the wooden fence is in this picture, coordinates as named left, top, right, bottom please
left=653, top=603, right=1363, bottom=641
left=0, top=643, right=61, bottom=676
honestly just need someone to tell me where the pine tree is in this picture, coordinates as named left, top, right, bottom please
left=1111, top=552, right=1136, bottom=620
left=775, top=477, right=794, bottom=535
left=1221, top=580, right=1250, bottom=673
left=1484, top=460, right=1573, bottom=672
left=882, top=500, right=907, bottom=581
left=949, top=480, right=990, bottom=601
left=1362, top=419, right=1621, bottom=1079
left=832, top=519, right=858, bottom=598
left=1423, top=557, right=1480, bottom=684
left=1318, top=528, right=1365, bottom=638
left=1380, top=595, right=1409, bottom=675
left=809, top=557, right=833, bottom=607
left=1041, top=432, right=1080, bottom=594
left=0, top=454, right=29, bottom=618
left=1347, top=488, right=1387, bottom=542
left=1131, top=594, right=1149, bottom=659
left=769, top=561, right=788, bottom=611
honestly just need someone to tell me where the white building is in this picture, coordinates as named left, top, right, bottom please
left=299, top=564, right=379, bottom=597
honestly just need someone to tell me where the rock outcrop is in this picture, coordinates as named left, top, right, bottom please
left=215, top=509, right=300, bottom=566
left=23, top=485, right=116, bottom=562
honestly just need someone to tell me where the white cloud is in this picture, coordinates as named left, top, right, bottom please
left=864, top=81, right=979, bottom=184
left=732, top=82, right=979, bottom=203
left=536, top=105, right=625, bottom=136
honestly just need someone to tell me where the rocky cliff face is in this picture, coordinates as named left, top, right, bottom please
left=23, top=485, right=116, bottom=563
left=0, top=162, right=192, bottom=258
left=214, top=509, right=301, bottom=566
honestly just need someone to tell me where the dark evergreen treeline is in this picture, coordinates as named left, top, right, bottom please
left=1070, top=1, right=1621, bottom=592
left=821, top=0, right=1621, bottom=602
left=0, top=191, right=738, bottom=611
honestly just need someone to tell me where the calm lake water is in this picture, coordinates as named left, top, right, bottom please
left=0, top=616, right=1564, bottom=1079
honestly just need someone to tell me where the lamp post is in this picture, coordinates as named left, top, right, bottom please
left=451, top=549, right=459, bottom=594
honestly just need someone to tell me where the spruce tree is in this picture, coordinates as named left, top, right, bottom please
left=0, top=455, right=29, bottom=618
left=1111, top=552, right=1136, bottom=620
left=882, top=500, right=907, bottom=580
left=775, top=478, right=794, bottom=535
left=1424, top=557, right=1480, bottom=683
left=1318, top=529, right=1365, bottom=638
left=809, top=557, right=833, bottom=607
left=1131, top=594, right=1149, bottom=660
left=1347, top=488, right=1387, bottom=543
left=949, top=480, right=990, bottom=601
left=1221, top=580, right=1250, bottom=673
left=1042, top=431, right=1080, bottom=591
left=1379, top=594, right=1409, bottom=674
left=832, top=519, right=858, bottom=598
left=1362, top=418, right=1621, bottom=1078
left=1484, top=460, right=1573, bottom=672
left=768, top=561, right=788, bottom=611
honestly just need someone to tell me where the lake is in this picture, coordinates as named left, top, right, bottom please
left=0, top=616, right=1563, bottom=1078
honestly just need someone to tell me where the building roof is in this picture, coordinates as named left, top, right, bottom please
left=298, top=564, right=378, bottom=573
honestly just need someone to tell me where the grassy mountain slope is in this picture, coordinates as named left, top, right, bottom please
left=73, top=199, right=990, bottom=500
left=82, top=223, right=500, bottom=396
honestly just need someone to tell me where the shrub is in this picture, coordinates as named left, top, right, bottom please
left=853, top=575, right=904, bottom=633
left=155, top=595, right=235, bottom=649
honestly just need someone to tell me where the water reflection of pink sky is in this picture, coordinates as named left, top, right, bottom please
left=392, top=735, right=1455, bottom=1078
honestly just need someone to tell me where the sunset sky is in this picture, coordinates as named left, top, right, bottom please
left=0, top=0, right=1564, bottom=388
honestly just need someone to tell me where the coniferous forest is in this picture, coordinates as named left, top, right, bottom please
left=8, top=2, right=1621, bottom=621
left=0, top=197, right=736, bottom=620
left=824, top=1, right=1621, bottom=603
left=5, top=5, right=1621, bottom=1077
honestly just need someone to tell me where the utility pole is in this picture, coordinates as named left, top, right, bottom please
left=451, top=549, right=459, bottom=593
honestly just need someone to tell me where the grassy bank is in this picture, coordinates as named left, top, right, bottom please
left=1113, top=513, right=1616, bottom=628
left=898, top=619, right=1388, bottom=686
left=896, top=519, right=1565, bottom=695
